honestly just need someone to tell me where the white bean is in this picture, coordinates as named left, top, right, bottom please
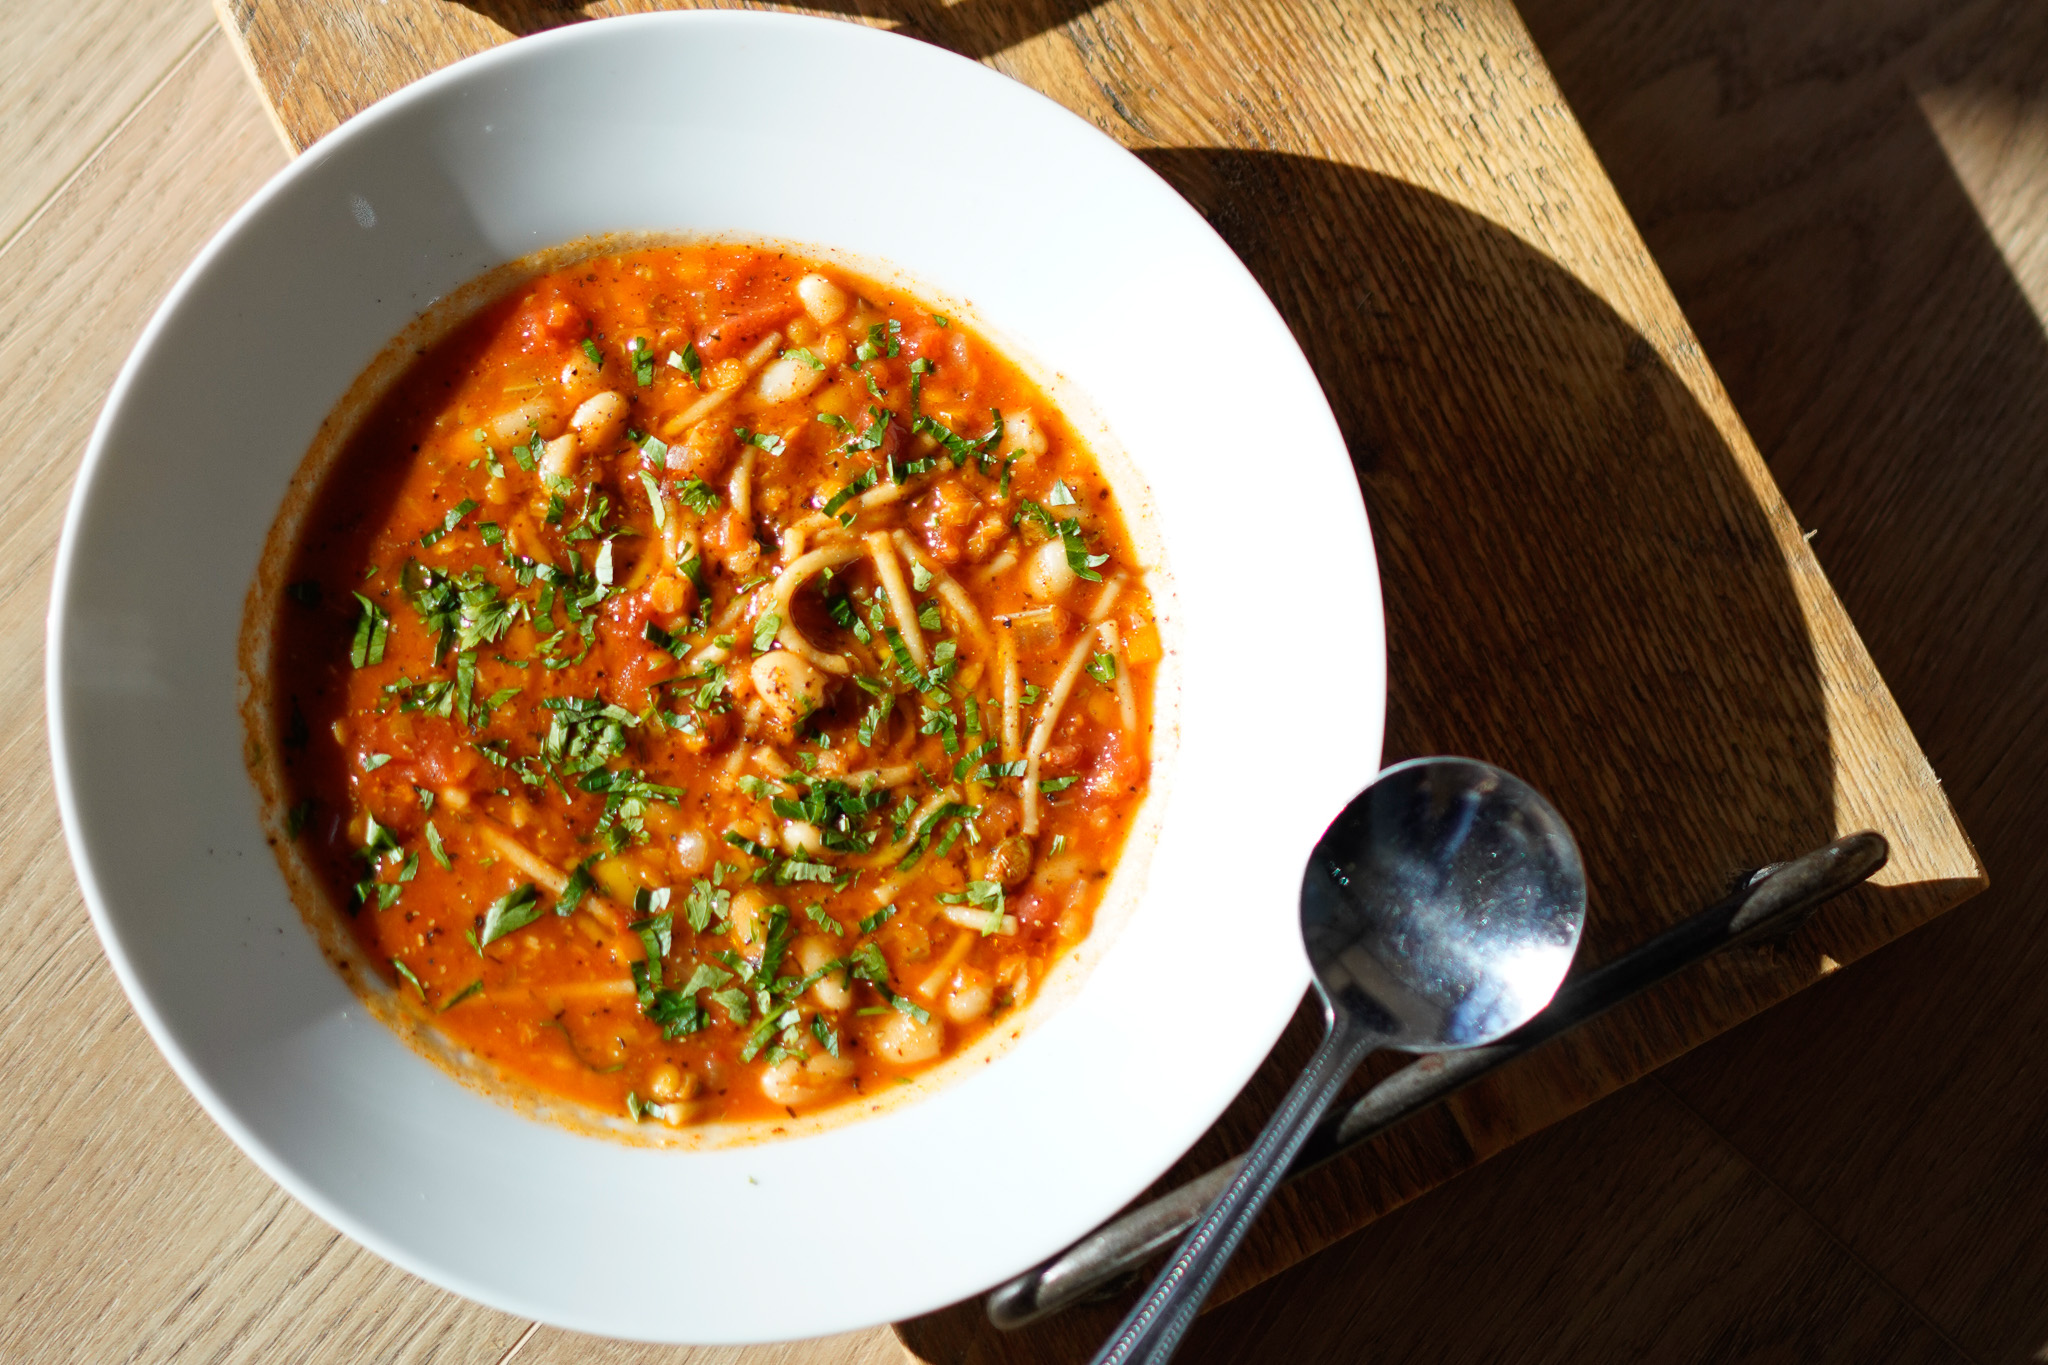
left=782, top=820, right=825, bottom=858
left=485, top=397, right=559, bottom=446
left=538, top=432, right=579, bottom=482
left=570, top=390, right=629, bottom=454
left=1024, top=537, right=1077, bottom=601
left=728, top=887, right=771, bottom=946
left=943, top=967, right=994, bottom=1023
left=672, top=827, right=710, bottom=875
left=752, top=650, right=828, bottom=733
left=759, top=1049, right=856, bottom=1106
left=794, top=934, right=852, bottom=1012
left=871, top=1007, right=944, bottom=1065
left=1001, top=409, right=1049, bottom=461
left=796, top=273, right=850, bottom=325
left=755, top=354, right=826, bottom=406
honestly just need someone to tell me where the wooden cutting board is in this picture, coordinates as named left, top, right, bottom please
left=212, top=1, right=1986, bottom=1359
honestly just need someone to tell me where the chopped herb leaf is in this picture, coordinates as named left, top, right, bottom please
left=349, top=593, right=390, bottom=668
left=420, top=497, right=478, bottom=547
left=627, top=336, right=655, bottom=386
left=637, top=469, right=667, bottom=529
left=668, top=341, right=704, bottom=387
left=391, top=958, right=427, bottom=1000
left=440, top=979, right=484, bottom=1012
left=558, top=857, right=597, bottom=916
left=675, top=478, right=720, bottom=514
left=479, top=882, right=544, bottom=946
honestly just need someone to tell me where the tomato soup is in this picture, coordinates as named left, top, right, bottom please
left=257, top=244, right=1159, bottom=1130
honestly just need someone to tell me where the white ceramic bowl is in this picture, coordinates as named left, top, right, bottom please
left=48, top=12, right=1383, bottom=1343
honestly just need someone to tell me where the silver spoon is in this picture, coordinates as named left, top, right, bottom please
left=1089, top=756, right=1588, bottom=1365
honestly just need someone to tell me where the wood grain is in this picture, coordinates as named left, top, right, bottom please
left=0, top=0, right=217, bottom=246
left=207, top=0, right=1982, bottom=1357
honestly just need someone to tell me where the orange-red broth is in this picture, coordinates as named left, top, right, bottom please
left=270, top=245, right=1157, bottom=1128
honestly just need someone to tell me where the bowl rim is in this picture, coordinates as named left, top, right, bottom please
left=47, top=8, right=1386, bottom=1341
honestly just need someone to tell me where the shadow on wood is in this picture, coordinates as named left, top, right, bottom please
left=1506, top=1, right=2048, bottom=1357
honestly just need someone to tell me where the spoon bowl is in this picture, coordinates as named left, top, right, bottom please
left=1093, top=757, right=1587, bottom=1365
left=1303, top=756, right=1586, bottom=1051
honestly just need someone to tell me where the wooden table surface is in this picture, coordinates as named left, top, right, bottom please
left=4, top=0, right=2043, bottom=1360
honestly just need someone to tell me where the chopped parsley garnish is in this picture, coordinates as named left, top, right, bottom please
left=811, top=1014, right=841, bottom=1057
left=349, top=593, right=389, bottom=668
left=849, top=940, right=929, bottom=1021
left=856, top=691, right=891, bottom=747
left=734, top=426, right=786, bottom=457
left=424, top=820, right=453, bottom=870
left=512, top=426, right=543, bottom=471
left=856, top=319, right=901, bottom=362
left=402, top=560, right=521, bottom=659
left=285, top=800, right=314, bottom=839
left=360, top=752, right=391, bottom=772
left=782, top=347, right=825, bottom=371
left=683, top=878, right=729, bottom=933
left=676, top=478, right=721, bottom=514
left=558, top=857, right=597, bottom=916
left=723, top=831, right=848, bottom=888
left=752, top=613, right=782, bottom=655
left=1088, top=651, right=1118, bottom=685
left=440, top=980, right=483, bottom=1012
left=843, top=406, right=890, bottom=454
left=1015, top=499, right=1109, bottom=583
left=821, top=466, right=879, bottom=519
left=913, top=408, right=1003, bottom=470
left=1048, top=479, right=1077, bottom=506
left=917, top=600, right=943, bottom=632
left=479, top=882, right=544, bottom=946
left=420, top=497, right=478, bottom=548
left=637, top=469, right=667, bottom=530
left=627, top=336, right=655, bottom=386
left=668, top=341, right=703, bottom=387
left=909, top=560, right=934, bottom=592
left=541, top=695, right=639, bottom=776
left=859, top=902, right=899, bottom=934
left=816, top=412, right=854, bottom=433
left=581, top=337, right=604, bottom=371
left=938, top=879, right=1007, bottom=934
left=391, top=958, right=427, bottom=1000
left=805, top=904, right=843, bottom=935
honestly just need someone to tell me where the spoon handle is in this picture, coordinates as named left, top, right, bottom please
left=1088, top=1010, right=1384, bottom=1365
